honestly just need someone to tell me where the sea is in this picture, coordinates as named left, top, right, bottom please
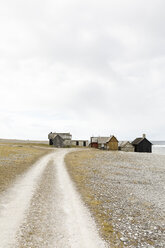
left=152, top=141, right=165, bottom=155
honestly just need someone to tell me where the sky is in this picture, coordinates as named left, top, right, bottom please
left=0, top=0, right=165, bottom=141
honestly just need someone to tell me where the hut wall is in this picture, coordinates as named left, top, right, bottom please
left=91, top=143, right=98, bottom=148
left=107, top=137, right=118, bottom=150
left=53, top=135, right=64, bottom=147
left=98, top=143, right=106, bottom=149
left=79, top=141, right=84, bottom=146
left=120, top=145, right=134, bottom=152
left=71, top=140, right=89, bottom=147
left=135, top=139, right=152, bottom=153
left=63, top=139, right=72, bottom=146
left=71, top=140, right=77, bottom=146
left=83, top=141, right=89, bottom=146
left=81, top=141, right=89, bottom=146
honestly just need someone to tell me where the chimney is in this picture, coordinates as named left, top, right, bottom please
left=143, top=134, right=146, bottom=138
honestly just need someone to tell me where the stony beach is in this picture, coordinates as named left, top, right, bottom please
left=65, top=149, right=165, bottom=248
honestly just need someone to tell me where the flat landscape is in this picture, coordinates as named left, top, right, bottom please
left=0, top=143, right=107, bottom=248
left=0, top=141, right=165, bottom=248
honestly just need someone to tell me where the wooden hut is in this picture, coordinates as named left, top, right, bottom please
left=106, top=136, right=118, bottom=150
left=118, top=141, right=134, bottom=152
left=71, top=140, right=89, bottom=147
left=132, top=134, right=152, bottom=153
left=48, top=132, right=72, bottom=147
left=90, top=135, right=118, bottom=150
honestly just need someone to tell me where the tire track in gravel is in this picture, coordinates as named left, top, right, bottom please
left=52, top=149, right=108, bottom=248
left=0, top=149, right=107, bottom=248
left=0, top=152, right=55, bottom=248
left=15, top=159, right=60, bottom=248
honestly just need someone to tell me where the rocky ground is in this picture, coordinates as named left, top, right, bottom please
left=65, top=149, right=165, bottom=248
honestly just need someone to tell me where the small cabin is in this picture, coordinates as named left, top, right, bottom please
left=48, top=132, right=72, bottom=147
left=90, top=135, right=118, bottom=150
left=118, top=141, right=134, bottom=152
left=106, top=136, right=118, bottom=150
left=132, top=134, right=152, bottom=153
left=71, top=140, right=89, bottom=147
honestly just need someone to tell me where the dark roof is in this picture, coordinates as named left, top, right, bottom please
left=132, top=138, right=152, bottom=145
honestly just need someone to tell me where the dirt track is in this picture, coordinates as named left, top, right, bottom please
left=0, top=149, right=107, bottom=248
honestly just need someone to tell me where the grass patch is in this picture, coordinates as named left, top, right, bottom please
left=0, top=143, right=52, bottom=194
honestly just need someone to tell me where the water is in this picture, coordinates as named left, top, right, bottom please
left=153, top=145, right=165, bottom=155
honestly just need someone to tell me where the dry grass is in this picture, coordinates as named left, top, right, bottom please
left=0, top=143, right=52, bottom=194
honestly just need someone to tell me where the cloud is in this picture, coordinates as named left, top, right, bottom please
left=0, top=0, right=165, bottom=140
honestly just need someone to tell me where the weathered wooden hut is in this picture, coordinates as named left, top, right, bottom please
left=118, top=141, right=134, bottom=152
left=106, top=136, right=118, bottom=150
left=90, top=135, right=118, bottom=150
left=48, top=132, right=72, bottom=147
left=132, top=134, right=152, bottom=153
left=71, top=140, right=89, bottom=147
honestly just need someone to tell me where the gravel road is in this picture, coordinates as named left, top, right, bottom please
left=0, top=149, right=107, bottom=248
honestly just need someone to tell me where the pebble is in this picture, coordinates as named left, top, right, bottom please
left=120, top=237, right=128, bottom=242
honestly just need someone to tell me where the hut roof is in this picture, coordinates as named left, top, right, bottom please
left=91, top=135, right=118, bottom=144
left=132, top=138, right=143, bottom=145
left=119, top=141, right=132, bottom=147
left=97, top=137, right=112, bottom=144
left=132, top=138, right=152, bottom=145
left=49, top=132, right=72, bottom=140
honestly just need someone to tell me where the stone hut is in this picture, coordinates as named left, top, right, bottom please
left=118, top=141, right=134, bottom=152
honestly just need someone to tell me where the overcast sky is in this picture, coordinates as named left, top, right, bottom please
left=0, top=0, right=164, bottom=141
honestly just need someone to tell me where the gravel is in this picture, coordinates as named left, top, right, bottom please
left=66, top=150, right=165, bottom=247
